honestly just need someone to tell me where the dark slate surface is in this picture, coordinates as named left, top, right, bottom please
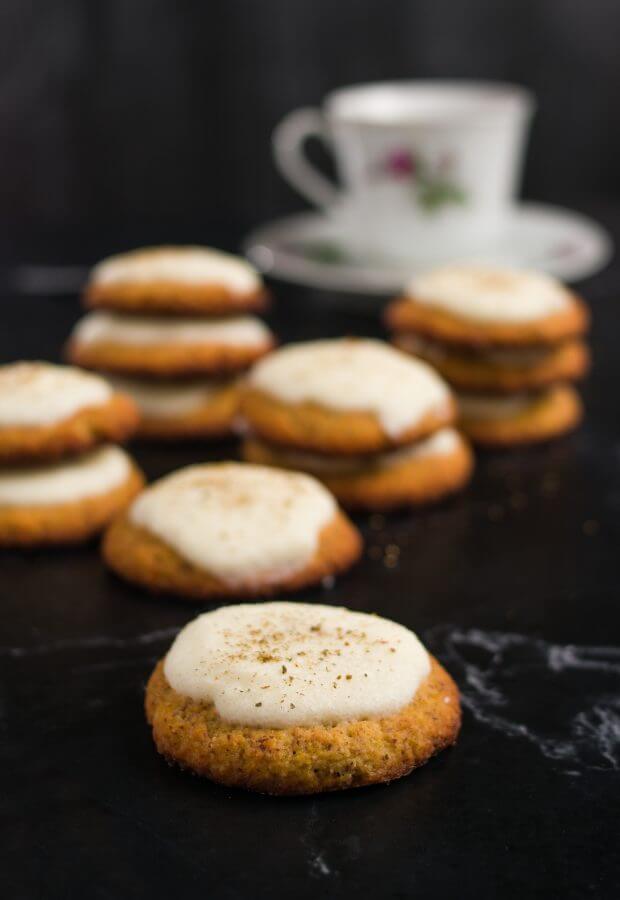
left=1, top=221, right=620, bottom=899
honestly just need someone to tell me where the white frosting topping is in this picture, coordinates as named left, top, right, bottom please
left=129, top=463, right=337, bottom=586
left=408, top=264, right=571, bottom=324
left=107, top=375, right=233, bottom=419
left=249, top=339, right=451, bottom=438
left=255, top=427, right=460, bottom=475
left=458, top=392, right=537, bottom=421
left=0, top=362, right=112, bottom=427
left=163, top=602, right=431, bottom=727
left=91, top=246, right=260, bottom=293
left=71, top=312, right=271, bottom=348
left=0, top=445, right=131, bottom=506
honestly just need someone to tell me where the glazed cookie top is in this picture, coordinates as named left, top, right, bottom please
left=249, top=338, right=451, bottom=438
left=164, top=602, right=431, bottom=727
left=90, top=246, right=261, bottom=294
left=0, top=361, right=112, bottom=426
left=71, top=312, right=272, bottom=348
left=0, top=445, right=131, bottom=506
left=107, top=375, right=231, bottom=418
left=129, top=463, right=337, bottom=585
left=406, top=264, right=572, bottom=324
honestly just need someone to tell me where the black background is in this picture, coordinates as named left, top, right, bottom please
left=1, top=0, right=620, bottom=231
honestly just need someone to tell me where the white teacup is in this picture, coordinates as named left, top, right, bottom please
left=273, top=81, right=534, bottom=262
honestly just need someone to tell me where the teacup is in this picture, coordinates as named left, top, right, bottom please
left=273, top=81, right=534, bottom=262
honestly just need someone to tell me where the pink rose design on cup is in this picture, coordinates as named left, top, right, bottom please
left=384, top=149, right=416, bottom=177
left=379, top=148, right=467, bottom=212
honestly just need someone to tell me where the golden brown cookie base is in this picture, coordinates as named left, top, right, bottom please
left=240, top=388, right=456, bottom=456
left=393, top=334, right=590, bottom=393
left=103, top=510, right=362, bottom=600
left=135, top=383, right=241, bottom=441
left=242, top=434, right=473, bottom=511
left=459, top=384, right=583, bottom=448
left=0, top=465, right=144, bottom=547
left=386, top=294, right=589, bottom=348
left=145, top=655, right=460, bottom=795
left=0, top=393, right=139, bottom=464
left=66, top=337, right=274, bottom=378
left=85, top=282, right=269, bottom=317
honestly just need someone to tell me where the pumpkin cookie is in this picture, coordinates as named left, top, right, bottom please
left=241, top=338, right=455, bottom=456
left=386, top=264, right=589, bottom=347
left=67, top=311, right=275, bottom=378
left=0, top=361, right=139, bottom=463
left=106, top=375, right=241, bottom=441
left=394, top=332, right=590, bottom=393
left=0, top=445, right=144, bottom=546
left=146, top=602, right=461, bottom=795
left=243, top=427, right=473, bottom=511
left=84, top=245, right=269, bottom=316
left=103, top=463, right=362, bottom=600
left=458, top=384, right=583, bottom=447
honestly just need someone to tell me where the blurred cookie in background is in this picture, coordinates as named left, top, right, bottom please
left=240, top=338, right=471, bottom=510
left=386, top=264, right=590, bottom=447
left=67, top=245, right=276, bottom=443
left=83, top=245, right=269, bottom=316
left=103, top=462, right=362, bottom=600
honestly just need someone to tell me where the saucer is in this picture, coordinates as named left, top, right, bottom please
left=243, top=203, right=613, bottom=294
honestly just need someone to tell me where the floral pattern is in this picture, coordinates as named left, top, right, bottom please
left=380, top=148, right=467, bottom=212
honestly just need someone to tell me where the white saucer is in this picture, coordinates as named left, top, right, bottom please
left=244, top=203, right=613, bottom=294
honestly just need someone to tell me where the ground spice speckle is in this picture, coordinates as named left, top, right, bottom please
left=487, top=503, right=504, bottom=522
left=541, top=473, right=560, bottom=497
left=582, top=519, right=600, bottom=536
left=509, top=492, right=528, bottom=511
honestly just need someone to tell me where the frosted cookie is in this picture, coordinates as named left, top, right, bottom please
left=386, top=264, right=589, bottom=347
left=84, top=245, right=268, bottom=316
left=0, top=445, right=144, bottom=546
left=0, top=362, right=139, bottom=463
left=394, top=332, right=590, bottom=394
left=103, top=463, right=362, bottom=600
left=241, top=338, right=455, bottom=456
left=67, top=312, right=275, bottom=378
left=243, top=428, right=473, bottom=511
left=106, top=375, right=240, bottom=441
left=146, top=602, right=461, bottom=794
left=458, top=384, right=583, bottom=447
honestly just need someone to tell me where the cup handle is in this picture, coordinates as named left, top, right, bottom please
left=272, top=108, right=340, bottom=209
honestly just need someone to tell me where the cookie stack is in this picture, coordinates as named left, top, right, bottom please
left=386, top=264, right=590, bottom=447
left=0, top=361, right=143, bottom=546
left=239, top=337, right=473, bottom=510
left=66, top=246, right=275, bottom=441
